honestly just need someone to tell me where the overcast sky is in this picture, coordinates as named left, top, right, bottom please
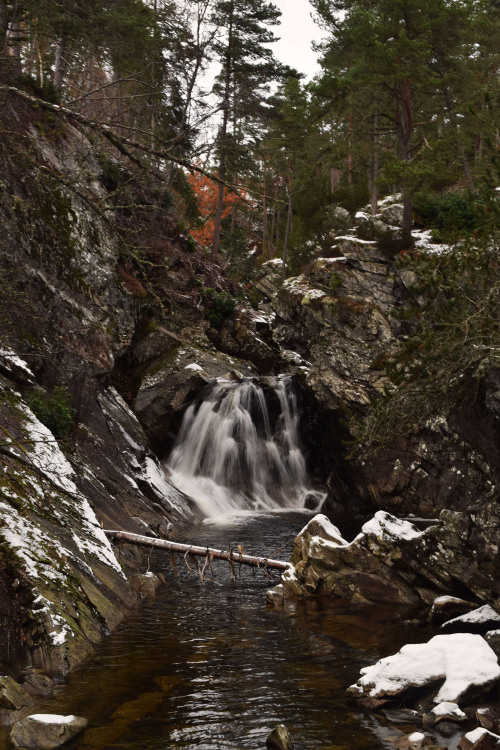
left=272, top=0, right=324, bottom=80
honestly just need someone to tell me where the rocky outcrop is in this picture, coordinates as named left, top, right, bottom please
left=265, top=197, right=499, bottom=516
left=270, top=509, right=500, bottom=610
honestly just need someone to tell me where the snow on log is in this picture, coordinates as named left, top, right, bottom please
left=103, top=530, right=290, bottom=571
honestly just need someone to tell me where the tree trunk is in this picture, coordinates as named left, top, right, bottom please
left=104, top=530, right=289, bottom=571
left=212, top=2, right=234, bottom=262
left=53, top=38, right=67, bottom=90
left=394, top=85, right=414, bottom=247
left=281, top=172, right=293, bottom=283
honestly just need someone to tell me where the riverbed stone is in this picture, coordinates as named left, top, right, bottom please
left=10, top=714, right=88, bottom=749
left=266, top=723, right=294, bottom=750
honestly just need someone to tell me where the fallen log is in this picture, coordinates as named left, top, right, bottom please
left=104, top=529, right=290, bottom=571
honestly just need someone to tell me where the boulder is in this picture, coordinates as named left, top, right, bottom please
left=0, top=677, right=33, bottom=710
left=380, top=203, right=404, bottom=226
left=10, top=714, right=88, bottom=749
left=429, top=596, right=477, bottom=625
left=130, top=572, right=162, bottom=599
left=21, top=670, right=56, bottom=698
left=458, top=727, right=500, bottom=750
left=441, top=606, right=500, bottom=635
left=347, top=633, right=500, bottom=709
left=266, top=723, right=294, bottom=750
left=422, top=702, right=467, bottom=726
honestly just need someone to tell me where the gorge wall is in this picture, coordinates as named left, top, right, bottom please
left=0, top=88, right=498, bottom=699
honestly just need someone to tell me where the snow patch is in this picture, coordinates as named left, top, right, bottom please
left=349, top=633, right=500, bottom=704
left=29, top=714, right=77, bottom=725
left=184, top=363, right=204, bottom=372
left=442, top=604, right=500, bottom=629
left=361, top=511, right=423, bottom=541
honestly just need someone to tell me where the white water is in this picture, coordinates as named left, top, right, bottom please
left=165, top=376, right=326, bottom=517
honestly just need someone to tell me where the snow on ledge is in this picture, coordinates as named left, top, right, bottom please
left=348, top=633, right=500, bottom=705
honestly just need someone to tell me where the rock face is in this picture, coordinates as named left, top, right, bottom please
left=266, top=199, right=500, bottom=515
left=10, top=713, right=88, bottom=749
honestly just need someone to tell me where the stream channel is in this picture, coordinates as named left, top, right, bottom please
left=6, top=510, right=436, bottom=750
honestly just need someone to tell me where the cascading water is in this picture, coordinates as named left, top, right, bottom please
left=165, top=376, right=326, bottom=517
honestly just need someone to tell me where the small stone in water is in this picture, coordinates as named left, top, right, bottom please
left=266, top=723, right=294, bottom=750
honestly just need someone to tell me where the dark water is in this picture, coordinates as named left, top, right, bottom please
left=3, top=512, right=437, bottom=750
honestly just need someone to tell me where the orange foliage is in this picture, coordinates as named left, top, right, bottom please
left=188, top=171, right=243, bottom=247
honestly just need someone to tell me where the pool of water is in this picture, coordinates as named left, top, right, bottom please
left=1, top=511, right=440, bottom=750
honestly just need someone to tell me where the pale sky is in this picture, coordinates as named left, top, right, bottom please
left=272, top=0, right=324, bottom=80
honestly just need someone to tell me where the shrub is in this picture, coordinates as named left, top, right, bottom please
left=25, top=387, right=76, bottom=439
left=413, top=191, right=479, bottom=238
left=197, top=285, right=237, bottom=327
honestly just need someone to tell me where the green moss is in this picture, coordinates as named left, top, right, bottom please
left=25, top=386, right=76, bottom=439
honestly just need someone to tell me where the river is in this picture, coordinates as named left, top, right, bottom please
left=9, top=510, right=436, bottom=750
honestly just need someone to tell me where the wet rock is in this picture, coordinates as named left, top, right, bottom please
left=457, top=727, right=500, bottom=750
left=10, top=714, right=88, bottom=749
left=266, top=723, right=294, bottom=750
left=0, top=677, right=33, bottom=710
left=130, top=572, right=162, bottom=599
left=441, top=606, right=500, bottom=635
left=21, top=670, right=56, bottom=698
left=266, top=584, right=285, bottom=607
left=383, top=708, right=422, bottom=725
left=429, top=596, right=477, bottom=625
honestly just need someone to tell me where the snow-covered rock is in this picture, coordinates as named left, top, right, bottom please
left=423, top=701, right=466, bottom=726
left=10, top=714, right=88, bottom=749
left=441, top=605, right=500, bottom=634
left=458, top=726, right=500, bottom=750
left=347, top=633, right=500, bottom=708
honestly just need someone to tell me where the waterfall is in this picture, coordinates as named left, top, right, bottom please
left=165, top=376, right=326, bottom=517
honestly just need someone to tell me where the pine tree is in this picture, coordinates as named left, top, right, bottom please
left=209, top=0, right=285, bottom=261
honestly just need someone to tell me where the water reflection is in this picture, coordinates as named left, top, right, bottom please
left=0, top=512, right=434, bottom=750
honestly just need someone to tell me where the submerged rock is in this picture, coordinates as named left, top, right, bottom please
left=10, top=714, right=88, bottom=749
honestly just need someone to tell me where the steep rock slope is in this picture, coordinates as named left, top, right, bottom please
left=0, top=88, right=278, bottom=683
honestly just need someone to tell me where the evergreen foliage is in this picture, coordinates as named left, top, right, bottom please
left=25, top=387, right=76, bottom=440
